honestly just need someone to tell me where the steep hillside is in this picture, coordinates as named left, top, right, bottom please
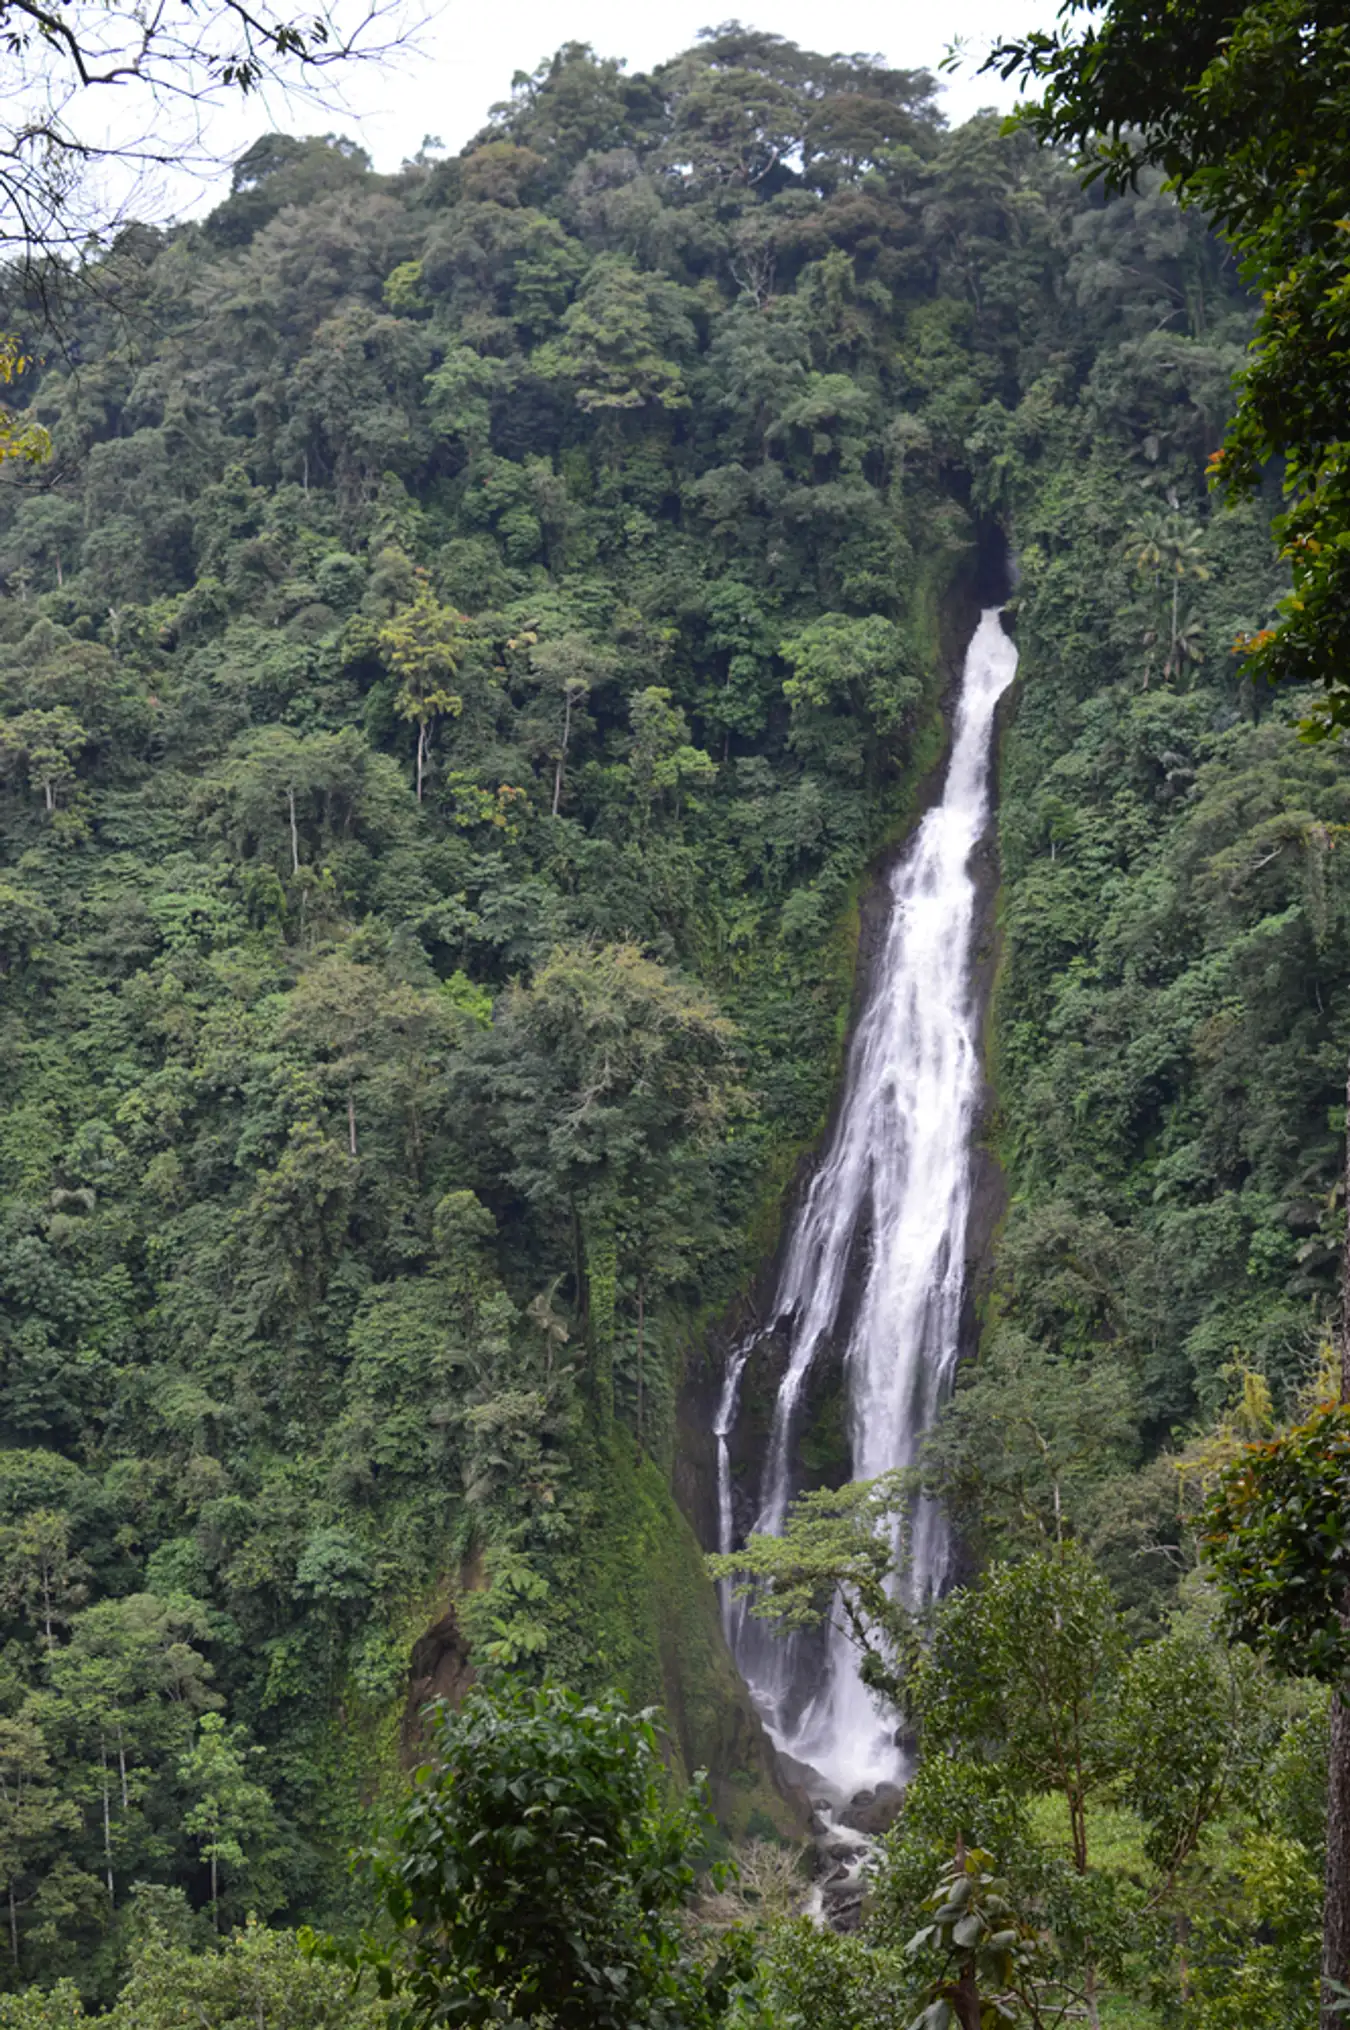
left=0, top=26, right=1296, bottom=1989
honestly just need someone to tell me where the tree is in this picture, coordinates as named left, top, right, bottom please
left=518, top=632, right=611, bottom=818
left=0, top=1714, right=79, bottom=1972
left=1115, top=1627, right=1263, bottom=1893
left=989, top=0, right=1350, bottom=729
left=903, top=1846, right=1060, bottom=2030
left=278, top=945, right=465, bottom=1164
left=0, top=345, right=49, bottom=470
left=0, top=1509, right=88, bottom=1646
left=42, top=1592, right=219, bottom=1911
left=779, top=613, right=921, bottom=779
left=1123, top=510, right=1210, bottom=680
left=1203, top=1400, right=1350, bottom=2022
left=0, top=1978, right=85, bottom=2028
left=1182, top=1833, right=1322, bottom=2030
left=0, top=709, right=88, bottom=817
left=708, top=1472, right=918, bottom=1707
left=478, top=942, right=741, bottom=1417
left=536, top=256, right=690, bottom=415
left=353, top=1680, right=746, bottom=2030
left=177, top=1713, right=278, bottom=1930
left=0, top=0, right=410, bottom=261
left=626, top=687, right=717, bottom=836
left=920, top=1333, right=1139, bottom=1560
left=378, top=586, right=463, bottom=804
left=915, top=1550, right=1125, bottom=1879
left=110, top=1918, right=389, bottom=2030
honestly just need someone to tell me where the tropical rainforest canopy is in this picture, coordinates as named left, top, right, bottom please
left=0, top=18, right=1340, bottom=2026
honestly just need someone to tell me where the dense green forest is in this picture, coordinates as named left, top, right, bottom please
left=0, top=15, right=1340, bottom=2022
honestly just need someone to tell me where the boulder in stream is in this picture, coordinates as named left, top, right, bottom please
left=839, top=1781, right=904, bottom=1835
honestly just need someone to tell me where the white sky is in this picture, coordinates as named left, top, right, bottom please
left=153, top=0, right=1060, bottom=218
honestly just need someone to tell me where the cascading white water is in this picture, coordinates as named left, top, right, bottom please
left=718, top=608, right=1018, bottom=1798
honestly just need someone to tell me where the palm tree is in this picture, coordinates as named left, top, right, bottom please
left=1124, top=511, right=1211, bottom=681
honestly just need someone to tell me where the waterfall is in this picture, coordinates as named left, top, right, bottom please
left=719, top=607, right=1018, bottom=1799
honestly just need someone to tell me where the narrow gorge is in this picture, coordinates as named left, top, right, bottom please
left=716, top=606, right=1018, bottom=1803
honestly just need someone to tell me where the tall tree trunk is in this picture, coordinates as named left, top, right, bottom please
left=416, top=720, right=426, bottom=804
left=8, top=1885, right=16, bottom=1968
left=1324, top=1697, right=1350, bottom=2028
left=552, top=690, right=573, bottom=818
left=1070, top=1784, right=1088, bottom=1875
left=636, top=1274, right=645, bottom=1450
left=941, top=1972, right=982, bottom=2030
left=347, top=1091, right=358, bottom=1159
left=287, top=786, right=300, bottom=875
left=101, top=1740, right=114, bottom=1906
left=1322, top=1054, right=1350, bottom=2030
left=1084, top=1962, right=1102, bottom=2030
left=1171, top=572, right=1180, bottom=671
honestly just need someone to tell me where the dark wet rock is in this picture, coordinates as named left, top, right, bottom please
left=821, top=1880, right=866, bottom=1931
left=774, top=1749, right=827, bottom=1797
left=839, top=1780, right=904, bottom=1835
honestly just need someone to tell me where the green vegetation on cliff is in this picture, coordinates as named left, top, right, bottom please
left=0, top=29, right=1079, bottom=1990
left=0, top=12, right=1336, bottom=2013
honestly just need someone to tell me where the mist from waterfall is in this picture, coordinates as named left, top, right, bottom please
left=717, top=608, right=1018, bottom=1798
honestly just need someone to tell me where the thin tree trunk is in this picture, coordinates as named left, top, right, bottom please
left=117, top=1730, right=128, bottom=1811
left=1322, top=1054, right=1350, bottom=2030
left=9, top=1885, right=16, bottom=1968
left=1085, top=1962, right=1102, bottom=2030
left=211, top=1848, right=219, bottom=1932
left=636, top=1275, right=645, bottom=1450
left=101, top=1741, right=114, bottom=1905
left=347, top=1092, right=358, bottom=1159
left=1341, top=1049, right=1350, bottom=1402
left=942, top=1973, right=982, bottom=2030
left=416, top=721, right=426, bottom=804
left=1323, top=1696, right=1350, bottom=2029
left=572, top=1201, right=586, bottom=1324
left=552, top=690, right=573, bottom=818
left=1171, top=573, right=1179, bottom=669
left=287, top=786, right=300, bottom=874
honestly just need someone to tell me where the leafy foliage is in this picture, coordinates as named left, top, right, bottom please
left=1202, top=1404, right=1350, bottom=1681
left=903, top=1847, right=1055, bottom=2030
left=355, top=1680, right=744, bottom=2030
left=0, top=14, right=1326, bottom=2008
left=708, top=1471, right=916, bottom=1705
left=991, top=0, right=1350, bottom=727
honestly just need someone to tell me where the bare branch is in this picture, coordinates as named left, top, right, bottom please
left=0, top=0, right=423, bottom=267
